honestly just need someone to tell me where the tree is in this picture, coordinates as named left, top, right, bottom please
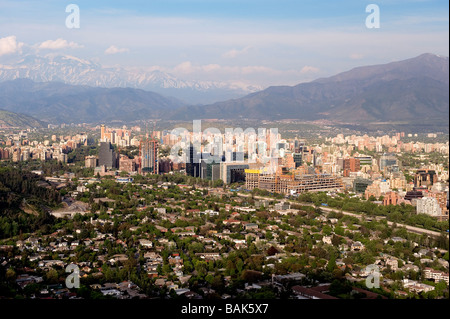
left=236, top=258, right=244, bottom=274
left=331, top=235, right=341, bottom=247
left=329, top=279, right=352, bottom=296
left=327, top=253, right=337, bottom=272
left=435, top=280, right=448, bottom=296
left=213, top=179, right=224, bottom=188
left=45, top=268, right=59, bottom=284
left=5, top=268, right=16, bottom=283
left=267, top=246, right=279, bottom=256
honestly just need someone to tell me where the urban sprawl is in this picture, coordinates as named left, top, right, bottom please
left=0, top=123, right=448, bottom=300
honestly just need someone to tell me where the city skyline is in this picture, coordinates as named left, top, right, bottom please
left=0, top=0, right=449, bottom=308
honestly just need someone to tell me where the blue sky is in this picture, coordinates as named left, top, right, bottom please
left=0, top=0, right=448, bottom=88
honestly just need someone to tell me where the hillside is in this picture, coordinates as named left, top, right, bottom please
left=0, top=109, right=45, bottom=128
left=0, top=79, right=186, bottom=124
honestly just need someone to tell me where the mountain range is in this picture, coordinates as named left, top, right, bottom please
left=0, top=79, right=185, bottom=124
left=0, top=54, right=259, bottom=105
left=0, top=53, right=448, bottom=128
left=169, top=53, right=449, bottom=125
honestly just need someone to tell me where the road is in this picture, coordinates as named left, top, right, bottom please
left=233, top=192, right=447, bottom=239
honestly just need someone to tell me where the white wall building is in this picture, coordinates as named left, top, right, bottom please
left=416, top=197, right=442, bottom=217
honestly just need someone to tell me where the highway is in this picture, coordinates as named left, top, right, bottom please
left=234, top=192, right=447, bottom=239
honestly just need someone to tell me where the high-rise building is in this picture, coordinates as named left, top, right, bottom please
left=416, top=197, right=442, bottom=217
left=379, top=153, right=398, bottom=172
left=383, top=192, right=399, bottom=206
left=158, top=159, right=173, bottom=174
left=200, top=160, right=221, bottom=181
left=220, top=162, right=249, bottom=184
left=98, top=142, right=118, bottom=169
left=12, top=149, right=21, bottom=162
left=293, top=153, right=302, bottom=168
left=343, top=158, right=361, bottom=177
left=140, top=138, right=159, bottom=174
left=101, top=124, right=106, bottom=142
left=85, top=155, right=98, bottom=168
left=414, top=169, right=438, bottom=188
left=0, top=148, right=10, bottom=160
left=245, top=170, right=342, bottom=194
left=58, top=153, right=68, bottom=163
left=186, top=144, right=201, bottom=177
left=22, top=149, right=30, bottom=161
left=119, top=155, right=135, bottom=173
left=353, top=178, right=373, bottom=193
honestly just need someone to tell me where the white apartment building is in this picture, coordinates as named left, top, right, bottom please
left=416, top=196, right=442, bottom=216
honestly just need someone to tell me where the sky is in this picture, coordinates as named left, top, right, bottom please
left=0, top=0, right=448, bottom=88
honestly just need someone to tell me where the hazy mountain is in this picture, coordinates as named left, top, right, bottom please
left=0, top=109, right=45, bottom=128
left=1, top=53, right=447, bottom=127
left=0, top=79, right=185, bottom=124
left=0, top=54, right=260, bottom=104
left=169, top=53, right=449, bottom=125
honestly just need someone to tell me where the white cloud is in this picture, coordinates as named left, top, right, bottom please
left=0, top=35, right=23, bottom=56
left=38, top=38, right=83, bottom=50
left=173, top=61, right=194, bottom=73
left=104, top=45, right=129, bottom=55
left=222, top=46, right=253, bottom=59
left=300, top=66, right=320, bottom=74
left=163, top=61, right=318, bottom=88
left=349, top=53, right=364, bottom=60
left=173, top=62, right=231, bottom=74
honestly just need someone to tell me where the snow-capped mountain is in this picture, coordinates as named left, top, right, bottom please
left=0, top=54, right=261, bottom=104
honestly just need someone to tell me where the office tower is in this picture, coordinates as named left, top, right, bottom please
left=186, top=144, right=199, bottom=176
left=220, top=162, right=249, bottom=184
left=353, top=178, right=373, bottom=193
left=379, top=153, right=398, bottom=171
left=119, top=155, right=135, bottom=173
left=343, top=158, right=361, bottom=177
left=140, top=138, right=159, bottom=174
left=12, top=149, right=21, bottom=162
left=98, top=142, right=118, bottom=169
left=101, top=124, right=106, bottom=142
left=293, top=153, right=302, bottom=168
left=158, top=159, right=173, bottom=174
left=414, top=169, right=438, bottom=188
left=185, top=144, right=201, bottom=177
left=200, top=160, right=221, bottom=181
left=85, top=155, right=98, bottom=168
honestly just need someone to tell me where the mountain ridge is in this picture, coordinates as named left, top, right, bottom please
left=168, top=53, right=449, bottom=125
left=0, top=109, right=45, bottom=128
left=0, top=53, right=447, bottom=127
left=0, top=54, right=260, bottom=104
left=0, top=79, right=186, bottom=124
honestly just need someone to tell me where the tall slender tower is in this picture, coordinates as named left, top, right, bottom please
left=100, top=124, right=106, bottom=142
left=140, top=138, right=159, bottom=174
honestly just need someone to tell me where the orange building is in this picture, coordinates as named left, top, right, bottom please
left=383, top=192, right=399, bottom=206
left=343, top=158, right=360, bottom=177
